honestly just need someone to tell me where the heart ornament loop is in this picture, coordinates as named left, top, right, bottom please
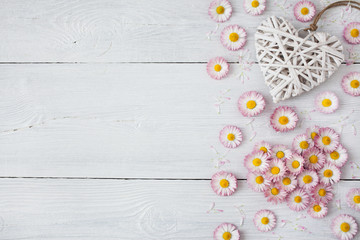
left=255, top=16, right=344, bottom=103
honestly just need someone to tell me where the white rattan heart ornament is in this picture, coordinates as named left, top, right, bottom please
left=255, top=16, right=344, bottom=103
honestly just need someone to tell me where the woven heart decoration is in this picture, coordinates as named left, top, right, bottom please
left=255, top=16, right=344, bottom=103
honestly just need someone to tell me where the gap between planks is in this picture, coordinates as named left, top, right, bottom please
left=0, top=62, right=358, bottom=65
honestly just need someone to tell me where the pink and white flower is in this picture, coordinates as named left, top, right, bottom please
left=286, top=153, right=304, bottom=176
left=207, top=57, right=230, bottom=80
left=303, top=147, right=325, bottom=171
left=314, top=127, right=340, bottom=153
left=221, top=25, right=247, bottom=51
left=292, top=133, right=314, bottom=154
left=238, top=91, right=266, bottom=117
left=326, top=144, right=348, bottom=168
left=253, top=209, right=276, bottom=232
left=343, top=22, right=360, bottom=45
left=270, top=106, right=298, bottom=132
left=318, top=164, right=341, bottom=185
left=308, top=201, right=328, bottom=219
left=315, top=91, right=339, bottom=114
left=342, top=72, right=360, bottom=96
left=346, top=188, right=360, bottom=212
left=294, top=0, right=316, bottom=22
left=331, top=214, right=358, bottom=240
left=211, top=171, right=238, bottom=196
left=213, top=222, right=241, bottom=240
left=287, top=188, right=310, bottom=211
left=244, top=150, right=270, bottom=173
left=266, top=159, right=287, bottom=182
left=312, top=183, right=334, bottom=204
left=208, top=0, right=233, bottom=23
left=306, top=125, right=320, bottom=141
left=264, top=183, right=288, bottom=204
left=219, top=125, right=243, bottom=148
left=247, top=172, right=270, bottom=192
left=272, top=144, right=292, bottom=161
left=244, top=0, right=266, bottom=16
left=253, top=141, right=272, bottom=157
left=279, top=174, right=297, bottom=192
left=298, top=170, right=319, bottom=190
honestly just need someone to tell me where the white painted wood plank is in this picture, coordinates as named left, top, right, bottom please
left=0, top=179, right=358, bottom=239
left=0, top=63, right=359, bottom=179
left=0, top=0, right=359, bottom=62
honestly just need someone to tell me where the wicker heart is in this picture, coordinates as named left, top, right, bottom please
left=255, top=16, right=344, bottom=103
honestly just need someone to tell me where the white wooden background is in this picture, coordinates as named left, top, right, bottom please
left=0, top=0, right=359, bottom=239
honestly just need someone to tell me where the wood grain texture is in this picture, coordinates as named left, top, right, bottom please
left=0, top=63, right=359, bottom=179
left=0, top=178, right=358, bottom=240
left=0, top=0, right=358, bottom=62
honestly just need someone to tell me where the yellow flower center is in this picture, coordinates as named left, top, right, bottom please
left=301, top=7, right=309, bottom=15
left=252, top=158, right=262, bottom=166
left=311, top=132, right=317, bottom=139
left=300, top=141, right=309, bottom=149
left=322, top=136, right=331, bottom=145
left=276, top=151, right=285, bottom=159
left=216, top=6, right=225, bottom=14
left=279, top=116, right=289, bottom=125
left=246, top=100, right=257, bottom=109
left=227, top=133, right=235, bottom=141
left=229, top=33, right=239, bottom=42
left=330, top=151, right=340, bottom=160
left=340, top=222, right=350, bottom=233
left=313, top=205, right=322, bottom=212
left=251, top=0, right=260, bottom=7
left=260, top=146, right=268, bottom=153
left=261, top=217, right=269, bottom=225
left=294, top=196, right=302, bottom=203
left=351, top=28, right=360, bottom=38
left=220, top=179, right=229, bottom=188
left=303, top=175, right=313, bottom=184
left=322, top=99, right=332, bottom=107
left=271, top=187, right=279, bottom=195
left=222, top=232, right=232, bottom=240
left=255, top=176, right=264, bottom=184
left=271, top=166, right=280, bottom=175
left=323, top=169, right=333, bottom=178
left=350, top=79, right=360, bottom=88
left=214, top=64, right=222, bottom=72
left=292, top=160, right=300, bottom=169
left=354, top=195, right=360, bottom=204
left=318, top=189, right=326, bottom=197
left=282, top=177, right=291, bottom=185
left=309, top=155, right=318, bottom=164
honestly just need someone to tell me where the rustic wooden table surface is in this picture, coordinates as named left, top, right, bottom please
left=0, top=0, right=359, bottom=239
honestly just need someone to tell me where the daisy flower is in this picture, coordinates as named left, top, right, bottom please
left=253, top=209, right=276, bottom=232
left=270, top=106, right=298, bottom=132
left=298, top=170, right=319, bottom=190
left=343, top=22, right=360, bottom=45
left=294, top=0, right=316, bottom=22
left=253, top=141, right=272, bottom=157
left=272, top=144, right=292, bottom=161
left=207, top=57, right=230, bottom=80
left=264, top=183, right=288, bottom=204
left=247, top=172, right=270, bottom=192
left=312, top=183, right=334, bottom=204
left=219, top=125, right=243, bottom=148
left=292, top=133, right=314, bottom=154
left=326, top=144, right=348, bottom=168
left=318, top=164, right=341, bottom=185
left=308, top=201, right=328, bottom=219
left=208, top=0, right=233, bottom=23
left=315, top=91, right=339, bottom=114
left=266, top=159, right=287, bottom=182
left=306, top=125, right=320, bottom=141
left=314, top=127, right=340, bottom=153
left=331, top=214, right=358, bottom=240
left=342, top=72, right=360, bottom=97
left=213, top=223, right=241, bottom=240
left=243, top=0, right=266, bottom=16
left=244, top=150, right=270, bottom=173
left=287, top=188, right=310, bottom=211
left=279, top=174, right=297, bottom=192
left=286, top=153, right=304, bottom=176
left=237, top=91, right=266, bottom=117
left=221, top=25, right=247, bottom=51
left=303, top=147, right=325, bottom=171
left=346, top=188, right=360, bottom=212
left=211, top=171, right=238, bottom=196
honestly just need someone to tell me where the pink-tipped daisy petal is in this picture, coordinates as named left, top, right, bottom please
left=286, top=153, right=304, bottom=176
left=211, top=171, right=238, bottom=196
left=271, top=144, right=292, bottom=161
left=294, top=0, right=316, bottom=22
left=238, top=91, right=266, bottom=117
left=298, top=170, right=319, bottom=190
left=342, top=72, right=360, bottom=96
left=292, top=133, right=314, bottom=154
left=221, top=25, right=247, bottom=51
left=270, top=106, right=298, bottom=132
left=331, top=214, right=358, bottom=240
left=315, top=91, right=339, bottom=114
left=346, top=188, right=360, bottom=212
left=308, top=201, right=328, bottom=219
left=312, top=183, right=334, bottom=204
left=280, top=174, right=297, bottom=192
left=264, top=183, right=288, bottom=204
left=318, top=164, right=341, bottom=185
left=326, top=144, right=348, bottom=168
left=253, top=141, right=272, bottom=157
left=219, top=125, right=243, bottom=148
left=306, top=125, right=320, bottom=141
left=244, top=150, right=270, bottom=173
left=303, top=147, right=325, bottom=171
left=207, top=57, right=230, bottom=80
left=247, top=172, right=270, bottom=192
left=244, top=0, right=266, bottom=16
left=266, top=159, right=287, bottom=182
left=314, top=127, right=340, bottom=153
left=213, top=222, right=241, bottom=240
left=343, top=22, right=360, bottom=45
left=287, top=188, right=310, bottom=211
left=208, top=0, right=233, bottom=23
left=253, top=209, right=276, bottom=232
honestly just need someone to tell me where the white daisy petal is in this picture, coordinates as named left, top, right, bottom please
left=270, top=106, right=298, bottom=132
left=346, top=188, right=360, bottom=212
left=279, top=174, right=297, bottom=192
left=247, top=172, right=270, bottom=192
left=312, top=183, right=334, bottom=204
left=342, top=72, right=360, bottom=96
left=253, top=209, right=276, bottom=232
left=298, top=170, right=319, bottom=190
left=318, top=164, right=341, bottom=185
left=213, top=222, right=241, bottom=240
left=266, top=159, right=287, bottom=182
left=292, top=133, right=314, bottom=154
left=306, top=125, right=320, bottom=141
left=264, top=183, right=288, bottom=204
left=244, top=0, right=266, bottom=16
left=253, top=141, right=272, bottom=157
left=303, top=147, right=325, bottom=171
left=343, top=22, right=360, bottom=45
left=326, top=144, right=348, bottom=168
left=294, top=0, right=316, bottom=22
left=314, top=127, right=340, bottom=153
left=211, top=171, right=238, bottom=196
left=207, top=57, right=230, bottom=80
left=287, top=188, right=310, bottom=211
left=271, top=144, right=292, bottom=161
left=308, top=201, right=328, bottom=219
left=219, top=125, right=243, bottom=148
left=286, top=153, right=304, bottom=176
left=331, top=214, right=358, bottom=240
left=221, top=25, right=247, bottom=51
left=244, top=150, right=270, bottom=173
left=238, top=91, right=266, bottom=117
left=208, top=0, right=233, bottom=23
left=315, top=91, right=339, bottom=114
